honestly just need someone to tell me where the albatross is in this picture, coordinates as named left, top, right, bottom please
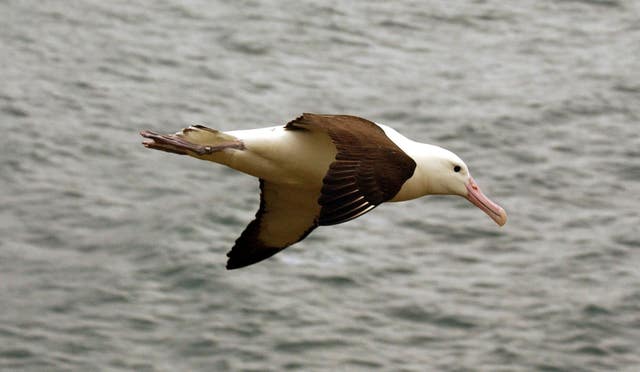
left=141, top=113, right=507, bottom=269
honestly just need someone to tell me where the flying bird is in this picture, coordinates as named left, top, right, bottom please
left=141, top=113, right=507, bottom=269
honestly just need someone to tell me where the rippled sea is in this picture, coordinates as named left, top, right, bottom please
left=2, top=1, right=640, bottom=370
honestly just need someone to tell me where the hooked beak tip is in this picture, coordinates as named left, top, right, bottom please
left=495, top=208, right=508, bottom=227
left=465, top=177, right=507, bottom=227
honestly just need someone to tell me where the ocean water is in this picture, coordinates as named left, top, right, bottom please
left=1, top=0, right=639, bottom=370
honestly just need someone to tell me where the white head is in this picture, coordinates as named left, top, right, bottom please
left=400, top=143, right=507, bottom=226
left=378, top=123, right=507, bottom=226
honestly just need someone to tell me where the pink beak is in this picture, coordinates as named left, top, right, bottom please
left=465, top=177, right=507, bottom=226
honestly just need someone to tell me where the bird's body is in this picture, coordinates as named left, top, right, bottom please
left=217, top=125, right=337, bottom=190
left=141, top=113, right=506, bottom=269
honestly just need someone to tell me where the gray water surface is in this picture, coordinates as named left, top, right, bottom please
left=2, top=1, right=640, bottom=371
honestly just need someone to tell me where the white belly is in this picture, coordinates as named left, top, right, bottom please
left=222, top=126, right=337, bottom=188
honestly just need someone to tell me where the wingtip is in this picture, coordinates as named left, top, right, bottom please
left=225, top=252, right=245, bottom=270
left=225, top=258, right=249, bottom=270
left=225, top=245, right=285, bottom=270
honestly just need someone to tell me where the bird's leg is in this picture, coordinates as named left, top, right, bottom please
left=140, top=130, right=244, bottom=155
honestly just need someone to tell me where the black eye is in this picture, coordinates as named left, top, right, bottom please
left=453, top=165, right=461, bottom=172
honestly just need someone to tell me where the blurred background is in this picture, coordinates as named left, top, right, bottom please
left=1, top=0, right=639, bottom=370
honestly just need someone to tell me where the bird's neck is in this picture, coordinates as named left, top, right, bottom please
left=377, top=124, right=450, bottom=202
left=389, top=142, right=445, bottom=202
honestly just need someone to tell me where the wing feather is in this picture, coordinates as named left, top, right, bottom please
left=286, top=113, right=417, bottom=226
left=226, top=180, right=320, bottom=269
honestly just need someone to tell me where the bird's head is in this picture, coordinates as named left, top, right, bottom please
left=420, top=146, right=507, bottom=226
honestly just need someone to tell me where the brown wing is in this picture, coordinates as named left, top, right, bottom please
left=286, top=113, right=417, bottom=226
left=226, top=180, right=320, bottom=269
